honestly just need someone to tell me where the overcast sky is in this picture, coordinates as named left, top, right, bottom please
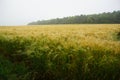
left=0, top=0, right=120, bottom=26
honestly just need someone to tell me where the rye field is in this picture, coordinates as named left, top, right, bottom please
left=0, top=24, right=120, bottom=80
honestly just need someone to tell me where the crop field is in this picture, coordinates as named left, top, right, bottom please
left=0, top=24, right=120, bottom=80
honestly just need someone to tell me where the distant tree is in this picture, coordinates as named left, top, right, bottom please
left=28, top=11, right=120, bottom=25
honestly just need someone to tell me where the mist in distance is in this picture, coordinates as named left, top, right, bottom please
left=0, top=0, right=120, bottom=26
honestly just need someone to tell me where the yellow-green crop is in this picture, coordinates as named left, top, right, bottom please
left=0, top=24, right=120, bottom=80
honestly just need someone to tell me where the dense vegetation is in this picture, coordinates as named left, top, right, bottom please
left=28, top=11, right=120, bottom=25
left=0, top=24, right=120, bottom=80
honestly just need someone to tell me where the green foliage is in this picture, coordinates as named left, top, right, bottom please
left=117, top=32, right=120, bottom=40
left=0, top=56, right=28, bottom=80
left=28, top=11, right=120, bottom=25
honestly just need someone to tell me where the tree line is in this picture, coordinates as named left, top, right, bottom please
left=28, top=11, right=120, bottom=25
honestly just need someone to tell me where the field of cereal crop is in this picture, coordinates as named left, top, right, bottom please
left=0, top=24, right=120, bottom=80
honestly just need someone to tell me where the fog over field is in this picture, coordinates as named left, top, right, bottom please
left=0, top=0, right=120, bottom=26
left=0, top=0, right=120, bottom=79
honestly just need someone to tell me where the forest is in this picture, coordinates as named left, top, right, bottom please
left=28, top=11, right=120, bottom=25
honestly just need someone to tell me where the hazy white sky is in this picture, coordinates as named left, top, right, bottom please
left=0, top=0, right=120, bottom=25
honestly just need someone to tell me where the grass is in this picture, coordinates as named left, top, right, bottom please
left=0, top=24, right=120, bottom=80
